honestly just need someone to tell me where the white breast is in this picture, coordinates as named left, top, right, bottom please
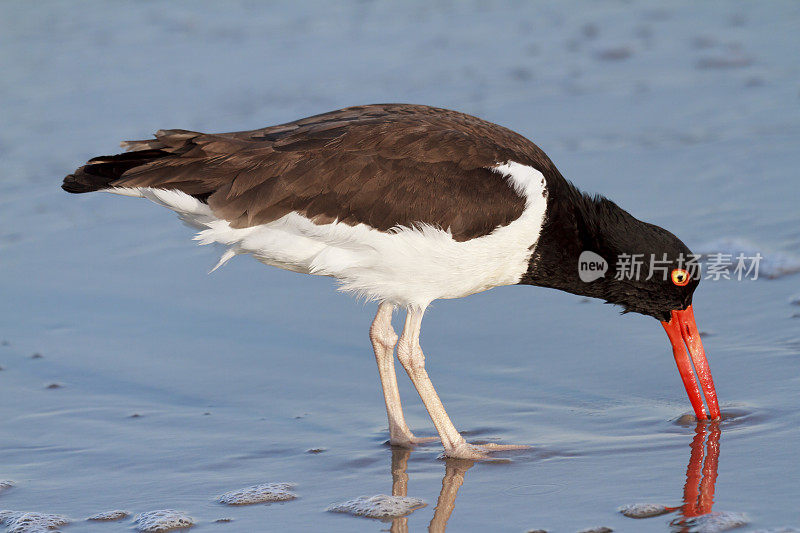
left=104, top=161, right=548, bottom=310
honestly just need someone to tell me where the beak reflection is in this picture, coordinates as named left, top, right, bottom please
left=620, top=422, right=724, bottom=529
left=670, top=422, right=722, bottom=530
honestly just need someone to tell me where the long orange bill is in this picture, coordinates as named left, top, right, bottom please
left=661, top=305, right=721, bottom=420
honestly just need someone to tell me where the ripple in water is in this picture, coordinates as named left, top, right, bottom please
left=696, top=238, right=800, bottom=279
left=503, top=483, right=564, bottom=497
left=672, top=408, right=762, bottom=429
left=327, top=495, right=426, bottom=520
left=0, top=481, right=13, bottom=495
left=217, top=483, right=297, bottom=505
left=133, top=510, right=194, bottom=532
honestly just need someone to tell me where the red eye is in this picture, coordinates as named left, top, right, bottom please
left=671, top=268, right=690, bottom=286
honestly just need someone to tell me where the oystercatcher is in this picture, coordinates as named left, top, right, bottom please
left=63, top=104, right=720, bottom=459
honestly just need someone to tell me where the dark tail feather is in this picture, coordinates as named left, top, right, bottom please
left=62, top=149, right=169, bottom=193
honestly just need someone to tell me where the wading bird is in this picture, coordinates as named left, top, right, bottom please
left=63, top=104, right=720, bottom=459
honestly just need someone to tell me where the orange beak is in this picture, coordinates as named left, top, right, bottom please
left=661, top=305, right=721, bottom=420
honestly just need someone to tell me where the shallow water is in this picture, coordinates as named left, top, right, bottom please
left=1, top=1, right=799, bottom=531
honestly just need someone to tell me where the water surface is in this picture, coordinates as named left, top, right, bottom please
left=1, top=2, right=798, bottom=531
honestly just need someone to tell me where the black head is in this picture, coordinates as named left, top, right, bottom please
left=589, top=219, right=700, bottom=321
left=522, top=183, right=700, bottom=321
left=522, top=177, right=720, bottom=421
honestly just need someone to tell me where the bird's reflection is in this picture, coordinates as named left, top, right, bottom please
left=388, top=446, right=475, bottom=533
left=386, top=422, right=722, bottom=531
left=669, top=421, right=722, bottom=530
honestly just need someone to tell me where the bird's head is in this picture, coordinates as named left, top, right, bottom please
left=594, top=221, right=698, bottom=321
left=593, top=224, right=720, bottom=421
left=524, top=189, right=720, bottom=420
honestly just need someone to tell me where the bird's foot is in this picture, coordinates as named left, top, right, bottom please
left=388, top=433, right=438, bottom=448
left=443, top=441, right=530, bottom=460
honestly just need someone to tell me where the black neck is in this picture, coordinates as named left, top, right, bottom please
left=520, top=175, right=680, bottom=306
left=521, top=177, right=603, bottom=296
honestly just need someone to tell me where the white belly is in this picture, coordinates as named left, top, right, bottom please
left=104, top=162, right=548, bottom=310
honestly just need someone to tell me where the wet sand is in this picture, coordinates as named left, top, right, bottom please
left=1, top=1, right=799, bottom=531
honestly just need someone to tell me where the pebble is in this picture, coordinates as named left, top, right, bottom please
left=0, top=511, right=71, bottom=533
left=327, top=494, right=426, bottom=519
left=617, top=502, right=671, bottom=518
left=86, top=510, right=129, bottom=521
left=217, top=483, right=297, bottom=505
left=133, top=509, right=194, bottom=532
left=671, top=511, right=748, bottom=533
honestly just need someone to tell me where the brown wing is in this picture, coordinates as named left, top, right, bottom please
left=79, top=104, right=560, bottom=241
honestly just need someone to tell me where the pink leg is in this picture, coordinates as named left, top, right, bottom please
left=370, top=302, right=435, bottom=446
left=396, top=308, right=528, bottom=459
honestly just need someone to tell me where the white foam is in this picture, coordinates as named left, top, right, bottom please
left=696, top=238, right=800, bottom=279
left=133, top=510, right=193, bottom=532
left=0, top=511, right=71, bottom=533
left=0, top=481, right=13, bottom=494
left=671, top=511, right=748, bottom=533
left=86, top=510, right=129, bottom=521
left=326, top=494, right=426, bottom=519
left=217, top=483, right=297, bottom=505
left=617, top=502, right=670, bottom=518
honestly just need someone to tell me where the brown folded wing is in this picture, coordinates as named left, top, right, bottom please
left=110, top=104, right=557, bottom=241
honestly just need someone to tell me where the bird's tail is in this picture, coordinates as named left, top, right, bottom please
left=62, top=148, right=169, bottom=194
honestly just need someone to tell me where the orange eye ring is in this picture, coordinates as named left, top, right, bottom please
left=671, top=268, right=690, bottom=286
